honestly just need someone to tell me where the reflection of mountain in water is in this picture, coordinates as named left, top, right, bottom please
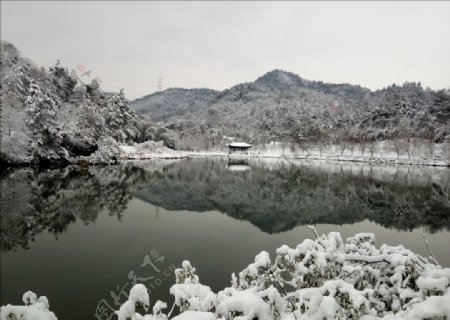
left=1, top=160, right=449, bottom=251
left=132, top=159, right=450, bottom=234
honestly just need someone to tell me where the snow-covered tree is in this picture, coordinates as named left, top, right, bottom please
left=103, top=89, right=137, bottom=142
left=25, top=80, right=69, bottom=162
left=1, top=41, right=160, bottom=164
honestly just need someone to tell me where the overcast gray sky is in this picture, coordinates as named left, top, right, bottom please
left=2, top=1, right=450, bottom=99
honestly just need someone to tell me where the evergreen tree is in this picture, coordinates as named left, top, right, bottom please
left=104, top=89, right=136, bottom=142
left=25, top=80, right=68, bottom=162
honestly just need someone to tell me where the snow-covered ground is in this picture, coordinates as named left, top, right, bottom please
left=119, top=140, right=449, bottom=167
left=4, top=232, right=450, bottom=320
left=119, top=141, right=187, bottom=160
left=225, top=141, right=449, bottom=166
left=251, top=141, right=450, bottom=167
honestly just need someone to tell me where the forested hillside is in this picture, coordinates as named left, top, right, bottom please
left=131, top=70, right=450, bottom=150
left=0, top=42, right=173, bottom=165
left=2, top=41, right=449, bottom=161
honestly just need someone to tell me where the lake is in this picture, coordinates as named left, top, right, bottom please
left=1, top=158, right=449, bottom=320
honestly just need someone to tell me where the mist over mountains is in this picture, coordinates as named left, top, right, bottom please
left=131, top=70, right=450, bottom=150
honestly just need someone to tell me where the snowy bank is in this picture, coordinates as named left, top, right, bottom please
left=251, top=141, right=450, bottom=167
left=119, top=141, right=187, bottom=160
left=179, top=140, right=450, bottom=167
left=4, top=232, right=450, bottom=320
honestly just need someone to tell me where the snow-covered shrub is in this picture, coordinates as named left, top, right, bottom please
left=3, top=233, right=450, bottom=320
left=175, top=260, right=200, bottom=285
left=115, top=232, right=450, bottom=320
left=216, top=287, right=273, bottom=320
left=170, top=284, right=216, bottom=313
left=73, top=137, right=120, bottom=165
left=0, top=291, right=57, bottom=320
left=116, top=284, right=150, bottom=320
left=171, top=261, right=216, bottom=313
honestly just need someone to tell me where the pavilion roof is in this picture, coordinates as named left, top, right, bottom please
left=227, top=142, right=252, bottom=148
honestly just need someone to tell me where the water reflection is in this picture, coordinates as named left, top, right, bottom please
left=227, top=159, right=251, bottom=171
left=133, top=159, right=450, bottom=233
left=1, top=159, right=449, bottom=252
left=0, top=166, right=133, bottom=251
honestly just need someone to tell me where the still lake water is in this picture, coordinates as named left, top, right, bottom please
left=1, top=158, right=449, bottom=320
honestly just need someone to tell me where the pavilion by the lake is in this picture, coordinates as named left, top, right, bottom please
left=227, top=142, right=252, bottom=155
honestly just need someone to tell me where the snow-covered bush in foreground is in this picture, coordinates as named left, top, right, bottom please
left=0, top=291, right=57, bottom=320
left=3, top=232, right=450, bottom=320
left=116, top=232, right=450, bottom=320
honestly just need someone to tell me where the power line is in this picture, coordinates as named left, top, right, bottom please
left=157, top=77, right=163, bottom=92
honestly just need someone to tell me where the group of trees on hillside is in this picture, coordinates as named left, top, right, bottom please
left=131, top=70, right=450, bottom=152
left=0, top=42, right=174, bottom=164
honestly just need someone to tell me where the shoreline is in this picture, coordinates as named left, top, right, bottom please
left=118, top=140, right=450, bottom=167
left=119, top=152, right=450, bottom=167
left=3, top=153, right=448, bottom=168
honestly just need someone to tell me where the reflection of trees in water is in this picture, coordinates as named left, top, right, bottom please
left=0, top=166, right=137, bottom=251
left=132, top=159, right=450, bottom=234
left=1, top=160, right=449, bottom=251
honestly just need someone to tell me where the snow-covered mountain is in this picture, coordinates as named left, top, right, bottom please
left=131, top=69, right=450, bottom=150
left=132, top=88, right=219, bottom=122
left=2, top=40, right=448, bottom=162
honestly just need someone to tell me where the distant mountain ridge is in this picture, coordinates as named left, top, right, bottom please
left=132, top=88, right=219, bottom=122
left=130, top=69, right=450, bottom=149
left=131, top=69, right=371, bottom=122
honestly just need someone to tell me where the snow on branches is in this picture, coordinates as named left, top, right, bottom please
left=113, top=232, right=450, bottom=320
left=0, top=291, right=57, bottom=320
left=2, top=232, right=449, bottom=320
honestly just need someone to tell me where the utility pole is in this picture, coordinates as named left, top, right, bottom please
left=157, top=77, right=163, bottom=92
